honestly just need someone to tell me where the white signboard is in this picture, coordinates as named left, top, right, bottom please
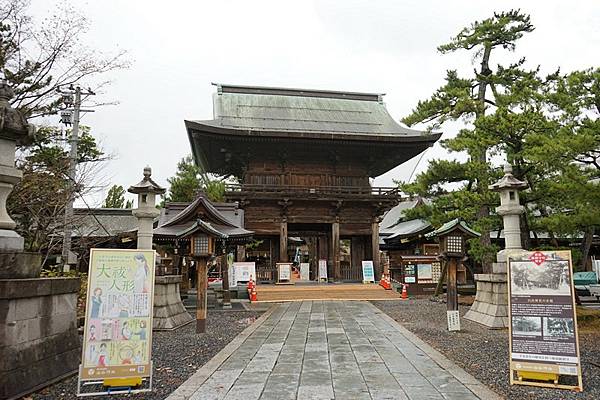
left=361, top=261, right=375, bottom=283
left=447, top=310, right=461, bottom=331
left=277, top=263, right=292, bottom=282
left=229, top=262, right=256, bottom=287
left=318, top=259, right=328, bottom=281
left=300, top=263, right=310, bottom=281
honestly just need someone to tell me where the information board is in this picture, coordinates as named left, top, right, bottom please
left=277, top=262, right=292, bottom=282
left=404, top=264, right=416, bottom=283
left=318, top=259, right=328, bottom=281
left=361, top=261, right=375, bottom=283
left=229, top=262, right=256, bottom=287
left=507, top=251, right=583, bottom=390
left=80, top=249, right=155, bottom=380
left=300, top=263, right=310, bottom=281
left=447, top=310, right=460, bottom=331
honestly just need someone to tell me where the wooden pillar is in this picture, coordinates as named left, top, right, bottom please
left=280, top=219, right=288, bottom=262
left=332, top=221, right=340, bottom=281
left=221, top=251, right=231, bottom=309
left=371, top=219, right=381, bottom=281
left=236, top=245, right=246, bottom=262
left=447, top=257, right=458, bottom=311
left=196, top=257, right=208, bottom=333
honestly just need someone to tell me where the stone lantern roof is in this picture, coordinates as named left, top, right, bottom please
left=489, top=164, right=528, bottom=192
left=128, top=166, right=166, bottom=195
left=0, top=81, right=34, bottom=143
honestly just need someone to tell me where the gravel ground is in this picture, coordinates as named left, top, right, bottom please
left=28, top=309, right=264, bottom=400
left=373, top=299, right=600, bottom=400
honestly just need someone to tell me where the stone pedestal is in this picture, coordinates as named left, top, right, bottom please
left=0, top=277, right=80, bottom=400
left=153, top=275, right=193, bottom=331
left=464, top=262, right=509, bottom=329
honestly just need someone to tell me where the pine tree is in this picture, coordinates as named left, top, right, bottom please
left=401, top=10, right=535, bottom=268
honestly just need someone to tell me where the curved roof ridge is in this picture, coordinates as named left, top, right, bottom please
left=213, top=82, right=384, bottom=102
left=162, top=194, right=235, bottom=228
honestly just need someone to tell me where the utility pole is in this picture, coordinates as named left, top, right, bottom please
left=58, top=85, right=94, bottom=271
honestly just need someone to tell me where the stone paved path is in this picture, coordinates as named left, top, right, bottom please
left=169, top=301, right=499, bottom=400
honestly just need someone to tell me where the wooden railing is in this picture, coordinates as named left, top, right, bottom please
left=225, top=183, right=399, bottom=197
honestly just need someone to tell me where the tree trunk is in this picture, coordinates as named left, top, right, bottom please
left=580, top=226, right=595, bottom=271
left=475, top=44, right=493, bottom=272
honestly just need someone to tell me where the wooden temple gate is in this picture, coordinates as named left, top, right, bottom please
left=185, top=84, right=440, bottom=283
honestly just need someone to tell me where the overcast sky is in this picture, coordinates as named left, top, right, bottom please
left=30, top=0, right=600, bottom=206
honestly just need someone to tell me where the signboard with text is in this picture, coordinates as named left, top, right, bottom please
left=300, top=263, right=310, bottom=281
left=361, top=261, right=375, bottom=283
left=507, top=251, right=583, bottom=391
left=80, top=249, right=155, bottom=381
left=229, top=262, right=256, bottom=287
left=318, top=259, right=328, bottom=281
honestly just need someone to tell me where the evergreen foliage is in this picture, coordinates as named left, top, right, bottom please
left=102, top=185, right=132, bottom=208
left=165, top=155, right=226, bottom=203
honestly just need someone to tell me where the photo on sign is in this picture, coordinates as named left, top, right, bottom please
left=510, top=260, right=571, bottom=296
left=512, top=316, right=542, bottom=336
left=543, top=317, right=575, bottom=338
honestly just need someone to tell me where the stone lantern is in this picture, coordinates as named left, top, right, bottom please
left=489, top=164, right=528, bottom=261
left=0, top=81, right=34, bottom=253
left=128, top=166, right=165, bottom=250
left=0, top=82, right=80, bottom=399
left=128, top=167, right=193, bottom=331
left=464, top=164, right=528, bottom=328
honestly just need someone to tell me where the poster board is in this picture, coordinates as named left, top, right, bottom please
left=417, top=264, right=433, bottom=281
left=229, top=262, right=256, bottom=287
left=361, top=261, right=375, bottom=283
left=404, top=264, right=416, bottom=283
left=80, top=249, right=155, bottom=382
left=277, top=262, right=292, bottom=282
left=318, top=259, right=328, bottom=281
left=507, top=251, right=583, bottom=391
left=300, top=263, right=310, bottom=281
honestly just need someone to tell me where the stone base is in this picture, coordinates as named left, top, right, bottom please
left=153, top=275, right=193, bottom=331
left=464, top=265, right=509, bottom=329
left=0, top=277, right=80, bottom=400
left=0, top=251, right=42, bottom=279
left=0, top=230, right=24, bottom=252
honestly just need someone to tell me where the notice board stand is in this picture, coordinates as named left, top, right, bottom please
left=507, top=251, right=583, bottom=392
left=77, top=361, right=153, bottom=397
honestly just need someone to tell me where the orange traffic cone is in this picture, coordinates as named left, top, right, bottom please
left=384, top=275, right=392, bottom=290
left=250, top=283, right=257, bottom=302
left=401, top=283, right=409, bottom=300
left=247, top=276, right=254, bottom=299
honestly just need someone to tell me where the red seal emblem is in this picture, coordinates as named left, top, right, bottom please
left=529, top=251, right=547, bottom=266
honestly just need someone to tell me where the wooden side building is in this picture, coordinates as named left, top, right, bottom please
left=186, top=84, right=440, bottom=282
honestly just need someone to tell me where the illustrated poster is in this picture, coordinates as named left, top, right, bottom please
left=80, top=249, right=155, bottom=380
left=508, top=251, right=582, bottom=389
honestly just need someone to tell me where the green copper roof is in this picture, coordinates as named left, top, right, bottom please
left=426, top=218, right=480, bottom=238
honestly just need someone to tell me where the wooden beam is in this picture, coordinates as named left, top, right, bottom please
left=221, top=253, right=231, bottom=309
left=280, top=219, right=288, bottom=262
left=196, top=257, right=208, bottom=333
left=447, top=257, right=458, bottom=311
left=332, top=221, right=340, bottom=280
left=371, top=220, right=381, bottom=281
